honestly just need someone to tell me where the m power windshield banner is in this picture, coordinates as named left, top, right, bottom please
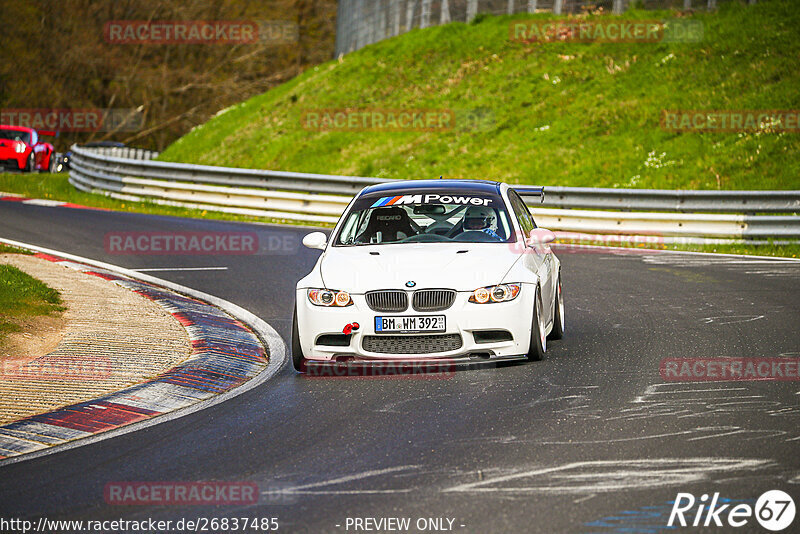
left=369, top=193, right=493, bottom=208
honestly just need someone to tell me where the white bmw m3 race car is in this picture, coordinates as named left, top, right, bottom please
left=292, top=180, right=564, bottom=371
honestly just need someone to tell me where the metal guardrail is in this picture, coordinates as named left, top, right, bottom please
left=68, top=145, right=800, bottom=239
left=515, top=186, right=800, bottom=214
left=86, top=147, right=160, bottom=161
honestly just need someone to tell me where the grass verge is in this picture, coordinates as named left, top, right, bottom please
left=0, top=244, right=34, bottom=255
left=159, top=1, right=799, bottom=191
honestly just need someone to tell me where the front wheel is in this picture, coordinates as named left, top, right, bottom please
left=548, top=274, right=564, bottom=341
left=24, top=152, right=35, bottom=173
left=526, top=287, right=546, bottom=361
left=48, top=153, right=57, bottom=173
left=291, top=305, right=307, bottom=372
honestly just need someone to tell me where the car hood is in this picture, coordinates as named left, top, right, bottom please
left=319, top=243, right=522, bottom=292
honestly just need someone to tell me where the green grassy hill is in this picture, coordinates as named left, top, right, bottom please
left=159, top=0, right=800, bottom=191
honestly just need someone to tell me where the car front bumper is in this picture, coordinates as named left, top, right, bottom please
left=295, top=285, right=536, bottom=362
left=0, top=156, right=26, bottom=170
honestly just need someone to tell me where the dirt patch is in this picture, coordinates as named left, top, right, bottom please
left=0, top=312, right=66, bottom=362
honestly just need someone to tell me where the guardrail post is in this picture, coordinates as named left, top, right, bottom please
left=466, top=0, right=477, bottom=22
left=553, top=0, right=563, bottom=16
left=420, top=0, right=431, bottom=28
left=406, top=0, right=417, bottom=29
left=440, top=0, right=451, bottom=24
left=528, top=0, right=538, bottom=13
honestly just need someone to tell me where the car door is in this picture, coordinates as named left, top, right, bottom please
left=508, top=190, right=554, bottom=323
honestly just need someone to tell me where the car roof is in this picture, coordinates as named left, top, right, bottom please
left=0, top=125, right=34, bottom=133
left=361, top=179, right=503, bottom=196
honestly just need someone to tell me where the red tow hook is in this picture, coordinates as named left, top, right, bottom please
left=343, top=322, right=360, bottom=335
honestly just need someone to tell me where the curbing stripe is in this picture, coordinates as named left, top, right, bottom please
left=0, top=237, right=286, bottom=467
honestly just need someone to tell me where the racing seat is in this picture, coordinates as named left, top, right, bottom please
left=356, top=207, right=417, bottom=244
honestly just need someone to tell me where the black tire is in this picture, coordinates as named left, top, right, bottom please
left=526, top=287, right=546, bottom=361
left=291, top=306, right=307, bottom=372
left=48, top=153, right=57, bottom=173
left=548, top=274, right=564, bottom=341
left=24, top=152, right=35, bottom=173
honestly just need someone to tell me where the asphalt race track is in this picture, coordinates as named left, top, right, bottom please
left=1, top=201, right=799, bottom=533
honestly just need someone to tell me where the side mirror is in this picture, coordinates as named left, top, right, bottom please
left=526, top=228, right=556, bottom=247
left=302, top=232, right=328, bottom=250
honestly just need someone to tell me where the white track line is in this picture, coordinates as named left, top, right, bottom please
left=132, top=267, right=228, bottom=272
left=0, top=236, right=286, bottom=468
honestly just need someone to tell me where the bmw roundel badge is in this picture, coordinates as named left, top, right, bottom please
left=405, top=281, right=416, bottom=288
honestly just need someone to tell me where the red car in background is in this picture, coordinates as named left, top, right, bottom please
left=0, top=125, right=57, bottom=172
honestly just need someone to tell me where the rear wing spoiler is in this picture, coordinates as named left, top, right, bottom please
left=512, top=186, right=545, bottom=204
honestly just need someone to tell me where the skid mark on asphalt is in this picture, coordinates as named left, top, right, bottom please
left=699, top=314, right=765, bottom=324
left=257, top=460, right=774, bottom=499
left=684, top=426, right=787, bottom=442
left=620, top=383, right=800, bottom=442
left=525, top=382, right=799, bottom=445
left=274, top=466, right=420, bottom=495
left=377, top=378, right=601, bottom=415
left=377, top=393, right=460, bottom=413
left=640, top=254, right=800, bottom=278
left=443, top=458, right=772, bottom=495
left=518, top=379, right=602, bottom=416
left=623, top=383, right=773, bottom=418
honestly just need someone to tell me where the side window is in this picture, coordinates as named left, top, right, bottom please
left=508, top=190, right=536, bottom=236
left=30, top=131, right=37, bottom=145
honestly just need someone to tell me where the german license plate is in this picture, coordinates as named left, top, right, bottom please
left=374, top=315, right=445, bottom=333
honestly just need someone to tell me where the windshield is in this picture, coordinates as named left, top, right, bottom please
left=0, top=130, right=31, bottom=144
left=334, top=192, right=515, bottom=245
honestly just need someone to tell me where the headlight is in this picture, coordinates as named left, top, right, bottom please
left=307, top=288, right=353, bottom=307
left=14, top=142, right=26, bottom=154
left=469, top=283, right=521, bottom=304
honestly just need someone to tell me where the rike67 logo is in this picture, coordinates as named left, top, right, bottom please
left=669, top=490, right=795, bottom=531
